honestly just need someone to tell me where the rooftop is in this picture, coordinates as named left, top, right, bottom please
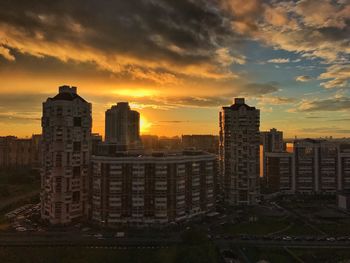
left=48, top=85, right=87, bottom=102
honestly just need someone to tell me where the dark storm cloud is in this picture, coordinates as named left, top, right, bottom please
left=0, top=113, right=40, bottom=123
left=0, top=0, right=234, bottom=67
left=0, top=93, right=47, bottom=113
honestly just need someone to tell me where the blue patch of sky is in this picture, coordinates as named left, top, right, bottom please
left=231, top=40, right=331, bottom=99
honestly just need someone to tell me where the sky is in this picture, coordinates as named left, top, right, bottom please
left=0, top=0, right=349, bottom=138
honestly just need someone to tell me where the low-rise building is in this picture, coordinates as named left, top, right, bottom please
left=338, top=192, right=350, bottom=211
left=91, top=150, right=216, bottom=225
left=265, top=139, right=350, bottom=194
left=265, top=152, right=294, bottom=193
left=181, top=135, right=219, bottom=154
left=0, top=135, right=42, bottom=168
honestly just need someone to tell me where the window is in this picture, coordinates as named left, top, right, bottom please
left=73, top=141, right=81, bottom=152
left=73, top=166, right=81, bottom=177
left=73, top=191, right=80, bottom=202
left=55, top=152, right=62, bottom=167
left=74, top=117, right=82, bottom=127
left=56, top=106, right=63, bottom=116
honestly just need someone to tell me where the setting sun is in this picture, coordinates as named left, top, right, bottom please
left=140, top=115, right=152, bottom=134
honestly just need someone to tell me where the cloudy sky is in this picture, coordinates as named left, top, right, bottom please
left=0, top=0, right=349, bottom=138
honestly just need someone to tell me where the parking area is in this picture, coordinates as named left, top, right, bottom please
left=5, top=203, right=41, bottom=232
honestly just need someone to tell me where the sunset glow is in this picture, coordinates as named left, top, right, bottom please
left=0, top=0, right=349, bottom=138
left=140, top=116, right=152, bottom=134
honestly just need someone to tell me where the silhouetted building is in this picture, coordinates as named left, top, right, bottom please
left=265, top=139, right=350, bottom=194
left=261, top=128, right=285, bottom=153
left=261, top=128, right=286, bottom=185
left=91, top=150, right=216, bottom=225
left=91, top=133, right=103, bottom=155
left=339, top=143, right=350, bottom=191
left=265, top=152, right=294, bottom=193
left=294, top=139, right=337, bottom=193
left=182, top=135, right=219, bottom=154
left=141, top=135, right=159, bottom=150
left=338, top=192, right=350, bottom=211
left=0, top=135, right=42, bottom=168
left=41, top=86, right=92, bottom=225
left=158, top=136, right=182, bottom=150
left=219, top=98, right=260, bottom=205
left=105, top=102, right=141, bottom=149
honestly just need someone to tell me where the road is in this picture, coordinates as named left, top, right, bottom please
left=0, top=233, right=350, bottom=249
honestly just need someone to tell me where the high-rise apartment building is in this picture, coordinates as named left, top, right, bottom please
left=105, top=102, right=141, bottom=149
left=41, top=86, right=92, bottom=225
left=261, top=128, right=286, bottom=180
left=260, top=128, right=285, bottom=153
left=265, top=152, right=294, bottom=193
left=219, top=98, right=260, bottom=205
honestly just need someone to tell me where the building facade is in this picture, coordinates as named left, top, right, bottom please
left=219, top=98, right=260, bottom=205
left=265, top=152, right=294, bottom=193
left=294, top=139, right=338, bottom=193
left=105, top=102, right=141, bottom=149
left=41, top=86, right=92, bottom=224
left=265, top=139, right=350, bottom=194
left=0, top=135, right=42, bottom=168
left=182, top=135, right=219, bottom=154
left=261, top=128, right=285, bottom=179
left=260, top=128, right=285, bottom=153
left=91, top=151, right=216, bottom=225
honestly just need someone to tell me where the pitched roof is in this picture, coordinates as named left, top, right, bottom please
left=48, top=92, right=87, bottom=102
left=223, top=103, right=256, bottom=111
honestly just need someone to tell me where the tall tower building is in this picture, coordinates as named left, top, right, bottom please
left=261, top=128, right=285, bottom=178
left=260, top=128, right=285, bottom=153
left=41, top=86, right=92, bottom=224
left=219, top=98, right=260, bottom=205
left=105, top=102, right=141, bottom=149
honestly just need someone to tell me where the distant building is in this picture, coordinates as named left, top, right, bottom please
left=141, top=135, right=159, bottom=150
left=181, top=135, right=219, bottom=154
left=261, top=128, right=285, bottom=179
left=91, top=150, right=216, bottom=225
left=265, top=139, right=350, bottom=194
left=158, top=136, right=182, bottom=150
left=41, top=86, right=92, bottom=225
left=294, top=139, right=338, bottom=194
left=0, top=135, right=42, bottom=168
left=265, top=152, right=294, bottom=193
left=91, top=133, right=103, bottom=155
left=260, top=128, right=285, bottom=153
left=339, top=143, right=350, bottom=191
left=219, top=98, right=260, bottom=205
left=105, top=102, right=141, bottom=149
left=338, top=192, right=350, bottom=211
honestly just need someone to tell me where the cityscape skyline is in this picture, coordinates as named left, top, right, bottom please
left=1, top=87, right=350, bottom=139
left=0, top=1, right=349, bottom=138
